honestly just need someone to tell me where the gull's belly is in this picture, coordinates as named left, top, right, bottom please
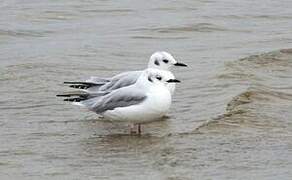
left=103, top=88, right=171, bottom=123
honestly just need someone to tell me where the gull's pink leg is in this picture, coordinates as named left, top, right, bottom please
left=138, top=124, right=142, bottom=134
left=129, top=124, right=136, bottom=134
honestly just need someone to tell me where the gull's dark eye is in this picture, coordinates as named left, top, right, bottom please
left=154, top=60, right=160, bottom=66
left=163, top=59, right=169, bottom=63
left=156, top=75, right=162, bottom=81
left=148, top=76, right=153, bottom=82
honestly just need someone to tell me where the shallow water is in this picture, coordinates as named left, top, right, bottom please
left=1, top=0, right=292, bottom=179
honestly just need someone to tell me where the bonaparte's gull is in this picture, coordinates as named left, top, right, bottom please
left=57, top=69, right=181, bottom=134
left=64, top=51, right=186, bottom=94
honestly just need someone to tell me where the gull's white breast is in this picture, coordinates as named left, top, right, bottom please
left=165, top=71, right=176, bottom=95
left=102, top=85, right=172, bottom=123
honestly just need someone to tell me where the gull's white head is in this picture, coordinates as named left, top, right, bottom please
left=148, top=51, right=187, bottom=70
left=137, top=69, right=180, bottom=88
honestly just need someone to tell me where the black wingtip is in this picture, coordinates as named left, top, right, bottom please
left=69, top=85, right=87, bottom=89
left=64, top=81, right=84, bottom=84
left=64, top=81, right=105, bottom=89
left=56, top=94, right=70, bottom=97
left=63, top=97, right=84, bottom=102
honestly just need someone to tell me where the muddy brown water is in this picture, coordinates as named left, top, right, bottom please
left=1, top=0, right=292, bottom=179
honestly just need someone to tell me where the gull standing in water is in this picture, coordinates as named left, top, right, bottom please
left=64, top=51, right=187, bottom=94
left=57, top=69, right=181, bottom=134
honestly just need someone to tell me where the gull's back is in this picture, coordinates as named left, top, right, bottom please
left=97, top=71, right=142, bottom=92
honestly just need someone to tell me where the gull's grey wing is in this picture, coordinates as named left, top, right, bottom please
left=99, top=71, right=142, bottom=91
left=86, top=77, right=110, bottom=83
left=66, top=71, right=142, bottom=92
left=80, top=87, right=147, bottom=114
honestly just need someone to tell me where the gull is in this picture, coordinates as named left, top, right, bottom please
left=64, top=51, right=187, bottom=94
left=57, top=69, right=181, bottom=134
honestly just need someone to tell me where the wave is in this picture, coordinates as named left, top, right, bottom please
left=197, top=48, right=292, bottom=132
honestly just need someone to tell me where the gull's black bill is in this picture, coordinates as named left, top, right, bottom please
left=166, top=79, right=181, bottom=83
left=174, top=62, right=187, bottom=67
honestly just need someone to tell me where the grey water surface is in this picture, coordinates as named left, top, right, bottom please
left=0, top=0, right=292, bottom=179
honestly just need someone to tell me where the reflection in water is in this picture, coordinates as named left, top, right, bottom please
left=83, top=116, right=171, bottom=137
left=82, top=133, right=165, bottom=157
